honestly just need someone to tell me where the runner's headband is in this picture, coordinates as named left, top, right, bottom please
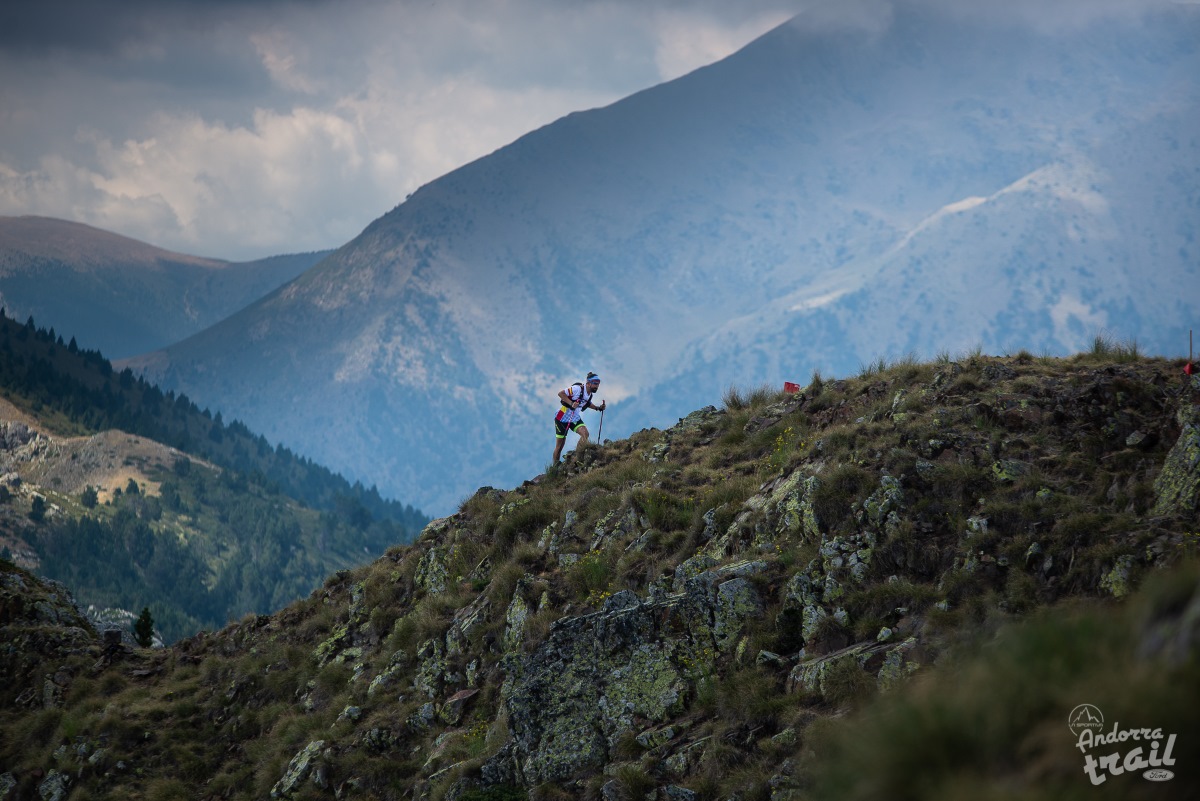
left=587, top=376, right=601, bottom=383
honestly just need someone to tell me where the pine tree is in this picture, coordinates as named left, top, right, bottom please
left=134, top=607, right=155, bottom=647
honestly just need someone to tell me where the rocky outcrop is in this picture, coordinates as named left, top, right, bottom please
left=1153, top=404, right=1200, bottom=517
left=499, top=563, right=767, bottom=785
left=271, top=740, right=329, bottom=798
left=0, top=563, right=96, bottom=707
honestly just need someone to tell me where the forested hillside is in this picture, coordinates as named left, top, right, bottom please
left=13, top=448, right=412, bottom=642
left=0, top=309, right=424, bottom=529
left=0, top=310, right=428, bottom=641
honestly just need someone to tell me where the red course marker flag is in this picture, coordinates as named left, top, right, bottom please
left=784, top=381, right=801, bottom=394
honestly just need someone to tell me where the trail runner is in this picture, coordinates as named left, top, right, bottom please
left=553, top=372, right=606, bottom=465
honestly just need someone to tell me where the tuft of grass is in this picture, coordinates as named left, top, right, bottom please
left=820, top=657, right=878, bottom=709
left=565, top=550, right=615, bottom=606
left=633, top=488, right=696, bottom=532
left=723, top=383, right=781, bottom=411
left=612, top=764, right=657, bottom=800
left=857, top=356, right=890, bottom=379
left=1078, top=332, right=1142, bottom=363
left=810, top=464, right=875, bottom=533
left=714, top=665, right=788, bottom=727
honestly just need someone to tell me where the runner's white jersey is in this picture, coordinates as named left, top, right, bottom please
left=558, top=384, right=593, bottom=425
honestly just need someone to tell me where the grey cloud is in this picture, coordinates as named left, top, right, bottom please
left=0, top=0, right=330, bottom=53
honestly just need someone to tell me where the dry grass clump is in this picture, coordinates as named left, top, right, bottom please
left=722, top=383, right=783, bottom=411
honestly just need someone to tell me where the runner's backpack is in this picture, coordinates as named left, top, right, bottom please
left=558, top=382, right=592, bottom=410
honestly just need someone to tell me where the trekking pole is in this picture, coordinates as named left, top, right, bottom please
left=597, top=407, right=605, bottom=445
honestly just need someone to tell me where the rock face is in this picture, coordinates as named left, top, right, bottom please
left=500, top=564, right=766, bottom=785
left=0, top=563, right=96, bottom=707
left=1153, top=404, right=1200, bottom=517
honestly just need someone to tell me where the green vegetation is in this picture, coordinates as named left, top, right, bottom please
left=134, top=607, right=155, bottom=647
left=28, top=450, right=414, bottom=642
left=0, top=348, right=1195, bottom=801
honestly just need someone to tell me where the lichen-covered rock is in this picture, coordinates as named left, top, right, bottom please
left=504, top=582, right=533, bottom=653
left=787, top=642, right=888, bottom=699
left=645, top=442, right=671, bottom=463
left=0, top=564, right=97, bottom=706
left=774, top=473, right=822, bottom=545
left=778, top=565, right=827, bottom=644
left=819, top=534, right=874, bottom=583
left=367, top=650, right=408, bottom=696
left=37, top=770, right=68, bottom=801
left=501, top=566, right=765, bottom=785
left=671, top=406, right=723, bottom=433
left=876, top=637, right=920, bottom=691
left=672, top=554, right=718, bottom=591
left=740, top=470, right=823, bottom=550
left=446, top=595, right=490, bottom=656
left=0, top=772, right=15, bottom=800
left=713, top=578, right=763, bottom=651
left=1100, top=555, right=1136, bottom=598
left=414, top=638, right=447, bottom=698
left=408, top=702, right=436, bottom=732
left=860, top=475, right=903, bottom=531
left=313, top=622, right=351, bottom=667
left=1152, top=404, right=1200, bottom=517
left=271, top=740, right=325, bottom=799
left=440, top=688, right=479, bottom=725
left=992, top=459, right=1028, bottom=482
left=636, top=724, right=679, bottom=749
left=418, top=516, right=456, bottom=542
left=600, top=642, right=688, bottom=738
left=415, top=546, right=453, bottom=596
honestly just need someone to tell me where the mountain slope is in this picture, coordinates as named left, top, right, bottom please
left=125, top=6, right=1200, bottom=513
left=0, top=215, right=331, bottom=358
left=1, top=350, right=1197, bottom=799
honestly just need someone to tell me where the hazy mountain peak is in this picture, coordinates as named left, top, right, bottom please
left=128, top=8, right=1198, bottom=513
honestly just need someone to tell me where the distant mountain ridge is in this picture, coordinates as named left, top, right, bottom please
left=0, top=215, right=332, bottom=359
left=125, top=6, right=1199, bottom=513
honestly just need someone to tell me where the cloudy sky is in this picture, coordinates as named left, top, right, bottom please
left=1, top=0, right=1186, bottom=261
left=0, top=0, right=810, bottom=260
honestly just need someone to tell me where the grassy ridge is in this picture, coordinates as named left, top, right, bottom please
left=0, top=348, right=1195, bottom=800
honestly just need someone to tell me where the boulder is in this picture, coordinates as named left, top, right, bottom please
left=36, top=770, right=68, bottom=801
left=271, top=740, right=327, bottom=798
left=501, top=565, right=767, bottom=785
